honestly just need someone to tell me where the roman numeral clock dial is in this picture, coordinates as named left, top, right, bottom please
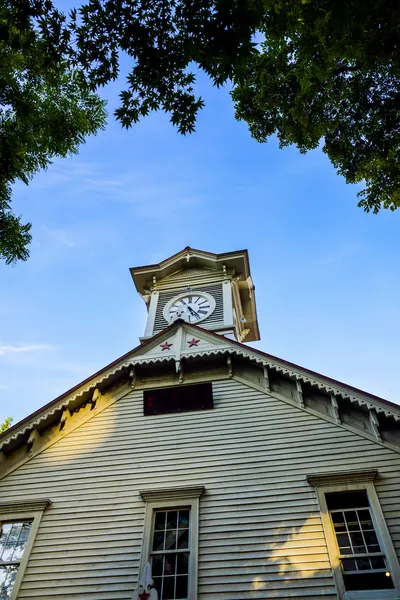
left=163, top=292, right=216, bottom=324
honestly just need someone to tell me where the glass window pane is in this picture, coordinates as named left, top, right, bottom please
left=176, top=553, right=189, bottom=575
left=163, top=555, right=176, bottom=577
left=175, top=575, right=188, bottom=599
left=178, top=511, right=189, bottom=529
left=18, top=523, right=31, bottom=544
left=0, top=524, right=12, bottom=544
left=336, top=533, right=351, bottom=551
left=0, top=565, right=18, bottom=600
left=345, top=511, right=359, bottom=531
left=370, top=556, right=386, bottom=570
left=166, top=512, right=177, bottom=530
left=332, top=512, right=346, bottom=532
left=154, top=512, right=166, bottom=531
left=153, top=532, right=165, bottom=552
left=356, top=558, right=371, bottom=571
left=177, top=530, right=189, bottom=550
left=364, top=530, right=380, bottom=552
left=152, top=556, right=164, bottom=577
left=358, top=510, right=373, bottom=530
left=342, top=558, right=357, bottom=572
left=11, top=541, right=27, bottom=562
left=1, top=544, right=15, bottom=563
left=163, top=576, right=175, bottom=600
left=165, top=530, right=177, bottom=551
left=350, top=532, right=366, bottom=553
left=363, top=530, right=378, bottom=545
left=7, top=525, right=20, bottom=543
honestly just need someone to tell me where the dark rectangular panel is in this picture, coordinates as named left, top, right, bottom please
left=144, top=383, right=213, bottom=415
left=326, top=490, right=369, bottom=510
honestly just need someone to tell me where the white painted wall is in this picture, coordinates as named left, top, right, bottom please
left=0, top=378, right=399, bottom=599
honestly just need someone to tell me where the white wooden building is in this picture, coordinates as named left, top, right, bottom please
left=1, top=246, right=400, bottom=600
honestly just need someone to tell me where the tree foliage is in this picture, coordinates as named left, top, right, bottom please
left=71, top=0, right=261, bottom=134
left=232, top=0, right=400, bottom=213
left=73, top=0, right=400, bottom=213
left=2, top=0, right=400, bottom=266
left=0, top=417, right=13, bottom=434
left=0, top=0, right=107, bottom=265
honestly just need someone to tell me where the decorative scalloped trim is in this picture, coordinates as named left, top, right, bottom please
left=180, top=348, right=400, bottom=420
left=131, top=357, right=175, bottom=365
left=1, top=342, right=399, bottom=451
left=0, top=356, right=177, bottom=448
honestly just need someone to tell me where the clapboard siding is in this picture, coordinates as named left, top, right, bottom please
left=153, top=284, right=224, bottom=333
left=157, top=269, right=225, bottom=291
left=0, top=379, right=399, bottom=600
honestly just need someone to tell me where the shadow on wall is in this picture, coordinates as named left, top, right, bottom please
left=256, top=518, right=335, bottom=597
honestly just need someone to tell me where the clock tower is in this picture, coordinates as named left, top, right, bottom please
left=130, top=247, right=260, bottom=343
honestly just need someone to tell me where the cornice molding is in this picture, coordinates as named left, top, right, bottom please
left=1, top=322, right=399, bottom=456
left=306, top=469, right=378, bottom=488
left=180, top=348, right=400, bottom=421
left=140, top=485, right=205, bottom=502
left=0, top=499, right=51, bottom=514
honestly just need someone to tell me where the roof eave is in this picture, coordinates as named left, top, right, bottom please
left=2, top=319, right=399, bottom=448
left=130, top=247, right=251, bottom=295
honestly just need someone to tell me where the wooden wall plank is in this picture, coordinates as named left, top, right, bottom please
left=0, top=379, right=399, bottom=599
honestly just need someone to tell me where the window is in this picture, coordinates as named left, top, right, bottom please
left=307, top=470, right=400, bottom=600
left=0, top=521, right=33, bottom=598
left=139, top=486, right=205, bottom=600
left=143, top=383, right=213, bottom=416
left=327, top=490, right=393, bottom=591
left=151, top=508, right=190, bottom=599
left=0, top=500, right=50, bottom=600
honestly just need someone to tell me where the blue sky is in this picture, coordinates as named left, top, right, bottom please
left=1, top=56, right=400, bottom=425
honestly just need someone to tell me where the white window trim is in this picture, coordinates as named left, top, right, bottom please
left=307, top=470, right=400, bottom=600
left=139, top=486, right=205, bottom=600
left=0, top=499, right=51, bottom=600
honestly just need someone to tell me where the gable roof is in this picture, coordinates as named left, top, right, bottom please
left=1, top=320, right=400, bottom=454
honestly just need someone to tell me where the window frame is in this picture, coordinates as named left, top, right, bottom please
left=307, top=470, right=400, bottom=600
left=0, top=499, right=51, bottom=600
left=139, top=486, right=204, bottom=600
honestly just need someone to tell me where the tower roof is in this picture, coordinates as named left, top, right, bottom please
left=130, top=246, right=252, bottom=294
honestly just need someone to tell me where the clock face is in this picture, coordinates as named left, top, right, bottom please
left=164, top=292, right=215, bottom=324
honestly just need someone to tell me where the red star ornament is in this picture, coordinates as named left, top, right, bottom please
left=188, top=338, right=200, bottom=347
left=160, top=341, right=173, bottom=351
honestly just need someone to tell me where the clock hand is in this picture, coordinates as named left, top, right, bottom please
left=188, top=306, right=200, bottom=320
